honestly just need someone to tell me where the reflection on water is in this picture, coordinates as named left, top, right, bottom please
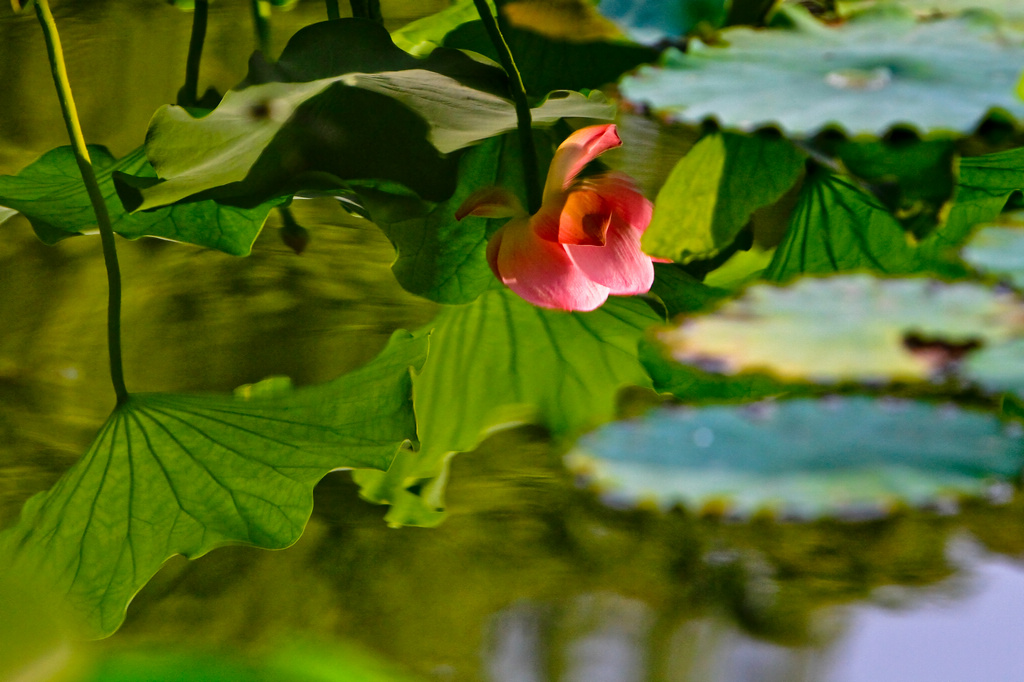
left=3, top=1, right=1024, bottom=681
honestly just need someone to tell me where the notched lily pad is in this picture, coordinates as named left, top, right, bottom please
left=619, top=6, right=1024, bottom=139
left=961, top=211, right=1024, bottom=288
left=655, top=274, right=1024, bottom=383
left=566, top=397, right=1024, bottom=519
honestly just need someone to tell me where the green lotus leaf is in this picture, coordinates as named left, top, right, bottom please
left=0, top=146, right=281, bottom=255
left=643, top=131, right=806, bottom=262
left=442, top=15, right=658, bottom=98
left=619, top=6, right=1024, bottom=138
left=358, top=131, right=551, bottom=305
left=390, top=0, right=481, bottom=54
left=764, top=169, right=923, bottom=281
left=648, top=262, right=729, bottom=317
left=961, top=211, right=1024, bottom=288
left=833, top=136, right=957, bottom=237
left=353, top=289, right=661, bottom=527
left=115, top=19, right=613, bottom=212
left=639, top=337, right=791, bottom=401
left=0, top=331, right=426, bottom=638
left=765, top=145, right=1024, bottom=282
left=566, top=397, right=1024, bottom=518
left=654, top=274, right=1024, bottom=383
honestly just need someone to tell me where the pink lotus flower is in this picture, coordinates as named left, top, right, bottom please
left=455, top=124, right=658, bottom=312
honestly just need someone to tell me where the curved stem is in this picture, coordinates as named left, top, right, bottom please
left=179, top=0, right=209, bottom=107
left=325, top=0, right=341, bottom=20
left=472, top=0, right=541, bottom=213
left=251, top=0, right=272, bottom=56
left=349, top=0, right=382, bottom=23
left=34, top=0, right=128, bottom=405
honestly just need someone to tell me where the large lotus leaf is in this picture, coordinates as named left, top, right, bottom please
left=655, top=274, right=1024, bottom=383
left=442, top=14, right=658, bottom=98
left=648, top=262, right=729, bottom=317
left=936, top=147, right=1024, bottom=253
left=643, top=131, right=805, bottom=262
left=0, top=332, right=426, bottom=638
left=764, top=170, right=922, bottom=280
left=764, top=146, right=1024, bottom=282
left=115, top=19, right=613, bottom=212
left=353, top=289, right=661, bottom=526
left=833, top=136, right=957, bottom=237
left=358, top=131, right=551, bottom=305
left=390, top=0, right=481, bottom=54
left=619, top=6, right=1024, bottom=138
left=566, top=397, right=1024, bottom=518
left=639, top=337, right=791, bottom=401
left=0, top=146, right=281, bottom=255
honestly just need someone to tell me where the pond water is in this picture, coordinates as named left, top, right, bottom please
left=2, top=2, right=1024, bottom=681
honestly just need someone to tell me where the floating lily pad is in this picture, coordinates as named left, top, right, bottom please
left=619, top=6, right=1024, bottom=138
left=839, top=0, right=1024, bottom=25
left=961, top=211, right=1024, bottom=288
left=566, top=397, right=1024, bottom=518
left=655, top=274, right=1024, bottom=383
left=0, top=332, right=425, bottom=638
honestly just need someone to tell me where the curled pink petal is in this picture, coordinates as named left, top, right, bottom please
left=579, top=172, right=653, bottom=238
left=565, top=215, right=655, bottom=296
left=495, top=216, right=610, bottom=311
left=455, top=186, right=526, bottom=221
left=534, top=190, right=610, bottom=246
left=543, top=124, right=622, bottom=205
left=486, top=221, right=506, bottom=280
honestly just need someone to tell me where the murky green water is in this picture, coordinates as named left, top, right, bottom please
left=3, top=2, right=1024, bottom=680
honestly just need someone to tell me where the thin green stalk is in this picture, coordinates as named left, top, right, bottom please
left=251, top=0, right=272, bottom=55
left=179, top=0, right=209, bottom=107
left=33, top=0, right=128, bottom=405
left=349, top=0, right=382, bottom=23
left=325, top=0, right=341, bottom=20
left=472, top=0, right=541, bottom=213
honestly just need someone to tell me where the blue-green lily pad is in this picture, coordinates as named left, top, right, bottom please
left=566, top=397, right=1024, bottom=518
left=961, top=211, right=1024, bottom=288
left=655, top=274, right=1024, bottom=383
left=619, top=6, right=1024, bottom=138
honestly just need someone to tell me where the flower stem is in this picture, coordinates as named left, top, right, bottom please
left=349, top=0, right=382, bottom=23
left=251, top=0, right=272, bottom=56
left=325, top=0, right=341, bottom=20
left=33, top=0, right=128, bottom=405
left=472, top=0, right=540, bottom=213
left=179, top=0, right=209, bottom=107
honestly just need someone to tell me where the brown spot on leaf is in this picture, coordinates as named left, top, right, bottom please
left=903, top=332, right=983, bottom=376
